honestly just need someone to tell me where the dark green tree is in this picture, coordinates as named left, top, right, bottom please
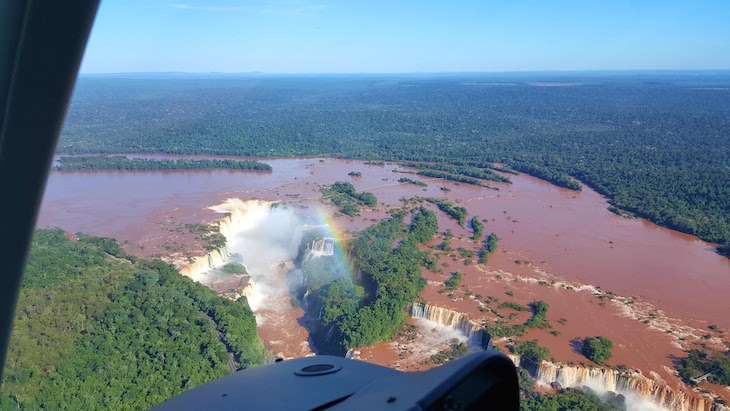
left=582, top=336, right=614, bottom=364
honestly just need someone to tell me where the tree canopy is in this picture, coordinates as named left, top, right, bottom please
left=581, top=336, right=614, bottom=364
left=0, top=229, right=266, bottom=410
left=57, top=75, right=730, bottom=255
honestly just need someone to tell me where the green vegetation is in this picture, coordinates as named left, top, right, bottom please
left=324, top=181, right=378, bottom=207
left=417, top=170, right=489, bottom=187
left=608, top=206, right=635, bottom=219
left=401, top=162, right=511, bottom=184
left=398, top=177, right=427, bottom=186
left=499, top=302, right=529, bottom=311
left=425, top=198, right=468, bottom=227
left=323, top=181, right=377, bottom=217
left=430, top=341, right=469, bottom=364
left=478, top=250, right=489, bottom=264
left=509, top=340, right=550, bottom=364
left=470, top=216, right=484, bottom=240
left=510, top=162, right=581, bottom=191
left=341, top=203, right=360, bottom=217
left=521, top=388, right=625, bottom=411
left=677, top=349, right=730, bottom=386
left=444, top=270, right=462, bottom=290
left=185, top=223, right=226, bottom=251
left=348, top=171, right=362, bottom=177
left=409, top=206, right=439, bottom=243
left=0, top=229, right=266, bottom=410
left=57, top=76, right=730, bottom=255
left=54, top=156, right=271, bottom=171
left=525, top=301, right=550, bottom=329
left=457, top=247, right=474, bottom=258
left=581, top=336, right=614, bottom=364
left=517, top=367, right=535, bottom=392
left=718, top=244, right=730, bottom=258
left=486, top=233, right=499, bottom=253
left=484, top=321, right=526, bottom=339
left=221, top=262, right=248, bottom=275
left=307, top=208, right=437, bottom=352
left=436, top=239, right=453, bottom=252
left=484, top=300, right=550, bottom=339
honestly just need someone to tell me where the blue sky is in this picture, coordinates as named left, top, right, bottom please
left=80, top=0, right=730, bottom=73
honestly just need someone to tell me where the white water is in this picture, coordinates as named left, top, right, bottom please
left=203, top=199, right=305, bottom=311
left=410, top=303, right=486, bottom=347
left=409, top=302, right=726, bottom=411
left=307, top=237, right=335, bottom=259
left=509, top=355, right=728, bottom=411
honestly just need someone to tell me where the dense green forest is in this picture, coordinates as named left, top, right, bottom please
left=520, top=388, right=625, bottom=411
left=581, top=336, right=614, bottom=365
left=58, top=74, right=730, bottom=253
left=0, top=229, right=266, bottom=410
left=54, top=156, right=271, bottom=171
left=677, top=348, right=730, bottom=386
left=301, top=207, right=438, bottom=352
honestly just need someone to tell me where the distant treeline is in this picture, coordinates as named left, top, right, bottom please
left=510, top=162, right=581, bottom=191
left=57, top=76, right=730, bottom=253
left=417, top=170, right=492, bottom=188
left=401, top=162, right=511, bottom=184
left=398, top=177, right=427, bottom=186
left=54, top=156, right=272, bottom=171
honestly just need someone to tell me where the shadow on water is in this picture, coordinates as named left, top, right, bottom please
left=570, top=339, right=584, bottom=355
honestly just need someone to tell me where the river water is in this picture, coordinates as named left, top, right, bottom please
left=37, top=156, right=730, bottom=403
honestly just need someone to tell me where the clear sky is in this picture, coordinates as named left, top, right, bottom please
left=79, top=0, right=730, bottom=73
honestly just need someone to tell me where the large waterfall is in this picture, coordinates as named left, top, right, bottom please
left=510, top=355, right=729, bottom=411
left=179, top=246, right=230, bottom=280
left=179, top=199, right=276, bottom=281
left=306, top=237, right=336, bottom=259
left=410, top=303, right=488, bottom=348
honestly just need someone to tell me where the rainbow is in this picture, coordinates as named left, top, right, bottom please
left=300, top=206, right=357, bottom=279
left=179, top=198, right=358, bottom=282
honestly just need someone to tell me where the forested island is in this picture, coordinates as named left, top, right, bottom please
left=0, top=229, right=266, bottom=409
left=57, top=74, right=730, bottom=255
left=299, top=206, right=438, bottom=353
left=54, top=156, right=272, bottom=171
left=322, top=181, right=378, bottom=217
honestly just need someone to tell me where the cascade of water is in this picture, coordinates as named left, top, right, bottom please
left=306, top=237, right=336, bottom=259
left=509, top=354, right=728, bottom=411
left=242, top=277, right=260, bottom=308
left=178, top=199, right=277, bottom=281
left=410, top=303, right=487, bottom=347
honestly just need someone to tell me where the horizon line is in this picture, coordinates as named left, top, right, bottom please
left=78, top=68, right=730, bottom=76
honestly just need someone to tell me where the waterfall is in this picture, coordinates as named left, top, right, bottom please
left=179, top=240, right=230, bottom=281
left=410, top=303, right=489, bottom=348
left=325, top=324, right=336, bottom=342
left=242, top=277, right=261, bottom=309
left=508, top=355, right=729, bottom=411
left=179, top=199, right=277, bottom=281
left=306, top=237, right=336, bottom=259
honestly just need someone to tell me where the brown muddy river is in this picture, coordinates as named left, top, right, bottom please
left=37, top=156, right=730, bottom=402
